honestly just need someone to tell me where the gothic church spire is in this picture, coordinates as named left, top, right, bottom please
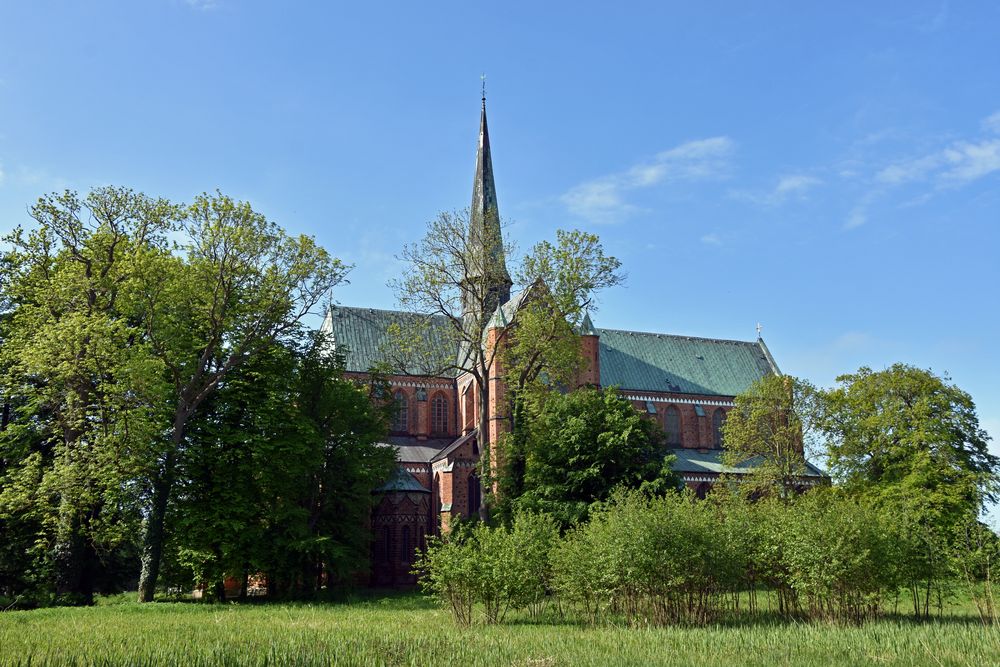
left=465, top=95, right=513, bottom=319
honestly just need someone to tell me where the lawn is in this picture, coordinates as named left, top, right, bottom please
left=0, top=593, right=997, bottom=666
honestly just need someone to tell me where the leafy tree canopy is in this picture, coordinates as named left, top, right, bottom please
left=816, top=363, right=997, bottom=524
left=507, top=387, right=679, bottom=527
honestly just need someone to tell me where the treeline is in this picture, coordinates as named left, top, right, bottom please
left=0, top=187, right=395, bottom=607
left=421, top=365, right=999, bottom=627
left=417, top=490, right=1000, bottom=627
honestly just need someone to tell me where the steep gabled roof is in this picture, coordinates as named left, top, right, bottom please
left=598, top=328, right=776, bottom=396
left=321, top=306, right=455, bottom=376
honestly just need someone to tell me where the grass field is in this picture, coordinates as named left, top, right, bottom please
left=1, top=593, right=998, bottom=666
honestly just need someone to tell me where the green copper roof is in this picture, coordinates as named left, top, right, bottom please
left=373, top=466, right=430, bottom=494
left=598, top=328, right=777, bottom=396
left=324, top=305, right=782, bottom=398
left=322, top=306, right=455, bottom=376
left=670, top=447, right=827, bottom=478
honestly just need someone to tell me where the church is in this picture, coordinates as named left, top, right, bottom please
left=320, top=98, right=825, bottom=587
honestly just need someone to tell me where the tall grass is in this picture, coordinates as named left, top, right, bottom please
left=1, top=594, right=997, bottom=666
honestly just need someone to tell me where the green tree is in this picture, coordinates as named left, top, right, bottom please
left=720, top=374, right=819, bottom=499
left=390, top=216, right=623, bottom=518
left=513, top=387, right=678, bottom=527
left=0, top=188, right=178, bottom=604
left=388, top=210, right=512, bottom=500
left=815, top=363, right=998, bottom=617
left=493, top=230, right=624, bottom=516
left=170, top=335, right=394, bottom=600
left=817, top=364, right=996, bottom=514
left=134, top=192, right=347, bottom=601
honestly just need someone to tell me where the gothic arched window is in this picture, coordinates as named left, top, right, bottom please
left=431, top=394, right=448, bottom=435
left=664, top=405, right=682, bottom=446
left=392, top=390, right=408, bottom=433
left=379, top=527, right=391, bottom=563
left=468, top=473, right=481, bottom=517
left=712, top=408, right=726, bottom=448
left=401, top=526, right=411, bottom=563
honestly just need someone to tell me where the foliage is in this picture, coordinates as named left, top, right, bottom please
left=553, top=490, right=745, bottom=625
left=720, top=374, right=819, bottom=499
left=817, top=363, right=996, bottom=517
left=168, top=336, right=394, bottom=600
left=507, top=387, right=679, bottom=527
left=813, top=364, right=998, bottom=617
left=0, top=186, right=368, bottom=606
left=503, top=229, right=624, bottom=394
left=390, top=216, right=623, bottom=521
left=0, top=188, right=178, bottom=604
left=135, top=190, right=348, bottom=601
left=414, top=512, right=558, bottom=625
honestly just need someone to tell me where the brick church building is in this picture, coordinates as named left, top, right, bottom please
left=321, top=99, right=824, bottom=587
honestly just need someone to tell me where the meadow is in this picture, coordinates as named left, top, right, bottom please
left=0, top=593, right=997, bottom=667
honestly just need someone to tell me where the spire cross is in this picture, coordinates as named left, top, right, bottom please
left=756, top=322, right=763, bottom=338
left=481, top=73, right=486, bottom=102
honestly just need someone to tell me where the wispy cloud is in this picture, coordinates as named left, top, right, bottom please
left=876, top=141, right=1000, bottom=186
left=561, top=137, right=734, bottom=223
left=875, top=110, right=1000, bottom=187
left=733, top=173, right=822, bottom=206
left=844, top=208, right=866, bottom=230
left=700, top=232, right=722, bottom=246
left=842, top=189, right=879, bottom=230
left=846, top=109, right=1000, bottom=230
left=184, top=0, right=219, bottom=10
left=983, top=111, right=1000, bottom=134
left=0, top=162, right=5, bottom=185
left=916, top=1, right=949, bottom=34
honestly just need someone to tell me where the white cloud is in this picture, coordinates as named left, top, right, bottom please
left=561, top=137, right=734, bottom=223
left=734, top=173, right=822, bottom=206
left=941, top=139, right=1000, bottom=182
left=875, top=154, right=941, bottom=185
left=774, top=174, right=821, bottom=196
left=982, top=110, right=1000, bottom=134
left=844, top=207, right=867, bottom=230
left=700, top=233, right=722, bottom=246
left=184, top=0, right=219, bottom=10
left=876, top=111, right=1000, bottom=187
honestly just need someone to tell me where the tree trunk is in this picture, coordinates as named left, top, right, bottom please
left=52, top=506, right=93, bottom=605
left=137, top=449, right=176, bottom=602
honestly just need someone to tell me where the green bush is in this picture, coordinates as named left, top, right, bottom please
left=414, top=512, right=558, bottom=625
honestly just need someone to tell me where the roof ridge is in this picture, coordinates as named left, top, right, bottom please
left=596, top=327, right=759, bottom=346
left=331, top=304, right=447, bottom=319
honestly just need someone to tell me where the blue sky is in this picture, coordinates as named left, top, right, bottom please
left=1, top=2, right=998, bottom=469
